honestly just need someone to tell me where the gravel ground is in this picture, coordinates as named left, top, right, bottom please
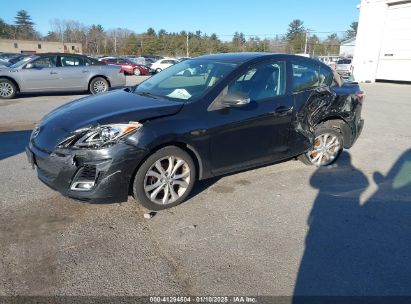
left=0, top=81, right=410, bottom=296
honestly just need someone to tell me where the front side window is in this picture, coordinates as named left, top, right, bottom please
left=134, top=59, right=238, bottom=102
left=30, top=56, right=57, bottom=68
left=292, top=62, right=320, bottom=92
left=61, top=56, right=84, bottom=67
left=228, top=61, right=286, bottom=101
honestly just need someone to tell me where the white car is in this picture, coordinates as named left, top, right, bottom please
left=150, top=58, right=179, bottom=73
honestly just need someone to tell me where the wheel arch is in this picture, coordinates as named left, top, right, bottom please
left=127, top=141, right=204, bottom=195
left=0, top=76, right=20, bottom=92
left=316, top=116, right=353, bottom=148
left=88, top=75, right=111, bottom=89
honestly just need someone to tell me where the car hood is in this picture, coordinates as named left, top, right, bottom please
left=33, top=89, right=184, bottom=151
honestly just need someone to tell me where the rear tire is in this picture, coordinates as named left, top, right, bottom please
left=89, top=77, right=109, bottom=94
left=156, top=68, right=162, bottom=73
left=133, top=146, right=196, bottom=211
left=133, top=68, right=141, bottom=76
left=0, top=78, right=17, bottom=99
left=299, top=124, right=344, bottom=166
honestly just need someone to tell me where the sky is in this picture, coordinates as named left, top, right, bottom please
left=3, top=0, right=360, bottom=39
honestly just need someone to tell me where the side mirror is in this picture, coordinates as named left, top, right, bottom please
left=25, top=63, right=33, bottom=69
left=221, top=92, right=250, bottom=107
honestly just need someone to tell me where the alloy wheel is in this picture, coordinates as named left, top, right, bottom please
left=93, top=80, right=108, bottom=93
left=143, top=156, right=191, bottom=205
left=307, top=133, right=342, bottom=166
left=0, top=82, right=14, bottom=98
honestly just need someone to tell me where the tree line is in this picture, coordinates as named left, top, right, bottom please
left=0, top=10, right=358, bottom=57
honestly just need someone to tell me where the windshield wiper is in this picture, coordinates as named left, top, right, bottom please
left=136, top=91, right=172, bottom=101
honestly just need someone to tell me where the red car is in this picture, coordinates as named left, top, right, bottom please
left=101, top=57, right=151, bottom=76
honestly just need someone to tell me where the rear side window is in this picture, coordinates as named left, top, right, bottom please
left=60, top=56, right=84, bottom=67
left=319, top=66, right=333, bottom=86
left=85, top=57, right=102, bottom=66
left=292, top=62, right=320, bottom=92
left=337, top=59, right=352, bottom=64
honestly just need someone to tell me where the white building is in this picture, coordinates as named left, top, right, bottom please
left=339, top=38, right=356, bottom=58
left=353, top=0, right=411, bottom=82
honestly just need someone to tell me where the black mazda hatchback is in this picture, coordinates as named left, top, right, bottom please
left=27, top=53, right=364, bottom=210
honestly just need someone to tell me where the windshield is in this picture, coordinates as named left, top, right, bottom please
left=10, top=56, right=35, bottom=68
left=134, top=59, right=237, bottom=102
left=337, top=59, right=352, bottom=64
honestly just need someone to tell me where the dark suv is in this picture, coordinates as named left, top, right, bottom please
left=27, top=53, right=364, bottom=210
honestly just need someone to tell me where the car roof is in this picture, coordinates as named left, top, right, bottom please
left=35, top=53, right=88, bottom=57
left=195, top=52, right=328, bottom=67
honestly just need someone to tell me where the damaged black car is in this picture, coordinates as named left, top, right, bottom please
left=27, top=53, right=364, bottom=210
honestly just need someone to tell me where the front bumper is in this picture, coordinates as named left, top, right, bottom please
left=27, top=141, right=146, bottom=203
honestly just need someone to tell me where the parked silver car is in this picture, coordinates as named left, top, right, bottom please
left=0, top=53, right=126, bottom=99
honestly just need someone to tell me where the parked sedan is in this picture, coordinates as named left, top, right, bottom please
left=0, top=53, right=126, bottom=99
left=150, top=58, right=180, bottom=73
left=101, top=57, right=151, bottom=76
left=27, top=53, right=364, bottom=210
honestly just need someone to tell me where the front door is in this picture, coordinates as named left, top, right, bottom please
left=208, top=60, right=294, bottom=175
left=19, top=55, right=59, bottom=92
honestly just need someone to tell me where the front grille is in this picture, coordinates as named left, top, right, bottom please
left=79, top=165, right=97, bottom=181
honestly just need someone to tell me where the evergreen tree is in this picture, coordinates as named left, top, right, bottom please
left=286, top=19, right=306, bottom=53
left=14, top=10, right=35, bottom=39
left=344, top=21, right=358, bottom=40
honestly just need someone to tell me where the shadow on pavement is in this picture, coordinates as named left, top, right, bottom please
left=293, top=150, right=411, bottom=300
left=0, top=130, right=32, bottom=160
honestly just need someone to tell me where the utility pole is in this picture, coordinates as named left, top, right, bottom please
left=186, top=33, right=189, bottom=57
left=304, top=31, right=309, bottom=54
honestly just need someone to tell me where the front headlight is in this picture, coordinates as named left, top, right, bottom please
left=58, top=122, right=142, bottom=149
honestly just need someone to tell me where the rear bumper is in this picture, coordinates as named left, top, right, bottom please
left=27, top=141, right=146, bottom=203
left=108, top=73, right=126, bottom=88
left=347, top=118, right=364, bottom=148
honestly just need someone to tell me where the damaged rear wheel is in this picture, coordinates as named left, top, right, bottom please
left=299, top=124, right=343, bottom=167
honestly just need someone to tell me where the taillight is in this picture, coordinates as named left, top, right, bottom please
left=356, top=91, right=365, bottom=102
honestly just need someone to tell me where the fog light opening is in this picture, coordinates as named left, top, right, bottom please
left=71, top=181, right=95, bottom=191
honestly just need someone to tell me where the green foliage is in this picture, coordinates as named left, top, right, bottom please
left=344, top=21, right=358, bottom=40
left=286, top=19, right=306, bottom=53
left=14, top=10, right=36, bottom=40
left=0, top=18, right=15, bottom=39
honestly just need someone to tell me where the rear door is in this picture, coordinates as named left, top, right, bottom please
left=57, top=55, right=89, bottom=90
left=19, top=55, right=59, bottom=92
left=290, top=60, right=335, bottom=154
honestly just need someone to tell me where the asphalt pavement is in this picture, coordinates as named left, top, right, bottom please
left=0, top=79, right=410, bottom=297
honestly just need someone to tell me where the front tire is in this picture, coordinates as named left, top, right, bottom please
left=0, top=78, right=17, bottom=99
left=133, top=146, right=196, bottom=210
left=89, top=77, right=109, bottom=94
left=299, top=124, right=343, bottom=166
left=156, top=68, right=162, bottom=73
left=133, top=68, right=141, bottom=76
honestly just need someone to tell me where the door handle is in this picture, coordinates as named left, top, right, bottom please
left=50, top=71, right=58, bottom=75
left=275, top=106, right=292, bottom=114
left=82, top=70, right=90, bottom=73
